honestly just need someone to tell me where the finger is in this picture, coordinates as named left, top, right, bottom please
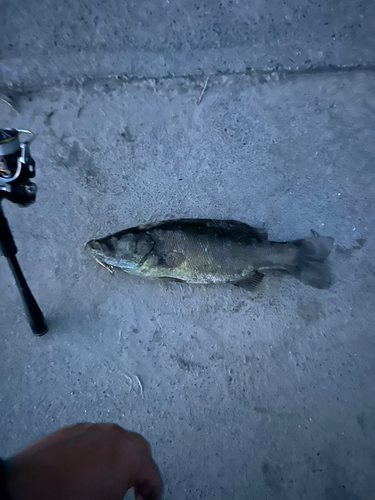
left=115, top=429, right=163, bottom=500
left=133, top=459, right=163, bottom=500
left=133, top=479, right=163, bottom=500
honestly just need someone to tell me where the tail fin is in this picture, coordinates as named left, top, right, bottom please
left=286, top=235, right=334, bottom=289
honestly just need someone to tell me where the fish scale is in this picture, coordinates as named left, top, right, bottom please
left=86, top=219, right=334, bottom=291
left=144, top=228, right=255, bottom=283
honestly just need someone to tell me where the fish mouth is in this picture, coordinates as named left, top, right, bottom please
left=85, top=240, right=115, bottom=273
left=85, top=240, right=106, bottom=264
left=85, top=239, right=103, bottom=253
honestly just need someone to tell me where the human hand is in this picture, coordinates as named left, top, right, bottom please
left=4, top=423, right=162, bottom=500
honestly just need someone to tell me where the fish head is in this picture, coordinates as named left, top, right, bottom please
left=85, top=231, right=154, bottom=270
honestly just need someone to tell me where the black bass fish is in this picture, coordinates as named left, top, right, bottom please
left=85, top=219, right=334, bottom=290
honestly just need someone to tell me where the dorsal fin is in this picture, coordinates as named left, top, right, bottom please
left=133, top=219, right=268, bottom=243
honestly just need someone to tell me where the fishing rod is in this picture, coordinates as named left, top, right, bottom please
left=0, top=128, right=48, bottom=336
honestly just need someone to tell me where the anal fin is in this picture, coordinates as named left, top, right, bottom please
left=234, top=271, right=265, bottom=292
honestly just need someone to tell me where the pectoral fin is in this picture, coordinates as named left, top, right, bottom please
left=234, top=271, right=265, bottom=291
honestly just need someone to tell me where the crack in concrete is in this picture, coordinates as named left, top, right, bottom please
left=1, top=63, right=374, bottom=98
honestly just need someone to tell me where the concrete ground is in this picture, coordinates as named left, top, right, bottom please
left=1, top=1, right=375, bottom=499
